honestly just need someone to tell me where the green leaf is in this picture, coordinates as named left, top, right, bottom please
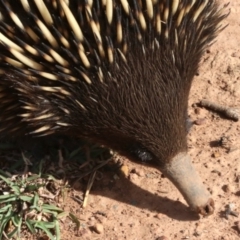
left=44, top=174, right=57, bottom=181
left=0, top=169, right=11, bottom=177
left=0, top=196, right=17, bottom=203
left=42, top=204, right=63, bottom=212
left=32, top=193, right=39, bottom=208
left=54, top=220, right=61, bottom=240
left=0, top=204, right=12, bottom=213
left=7, top=226, right=19, bottom=239
left=25, top=184, right=42, bottom=191
left=11, top=185, right=21, bottom=195
left=25, top=219, right=36, bottom=234
left=56, top=211, right=69, bottom=219
left=34, top=221, right=55, bottom=240
left=19, top=195, right=33, bottom=203
left=26, top=174, right=40, bottom=182
left=0, top=215, right=13, bottom=238
left=11, top=214, right=20, bottom=227
left=0, top=174, right=12, bottom=184
left=35, top=221, right=55, bottom=229
left=0, top=194, right=16, bottom=200
left=42, top=208, right=58, bottom=217
left=69, top=213, right=80, bottom=230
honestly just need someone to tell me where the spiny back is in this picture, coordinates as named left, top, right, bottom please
left=0, top=0, right=228, bottom=162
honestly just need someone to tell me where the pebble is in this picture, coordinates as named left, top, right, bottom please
left=222, top=184, right=234, bottom=193
left=194, top=107, right=201, bottom=114
left=119, top=165, right=129, bottom=178
left=156, top=236, right=169, bottom=240
left=87, top=219, right=95, bottom=226
left=237, top=221, right=240, bottom=232
left=194, top=118, right=206, bottom=125
left=79, top=228, right=92, bottom=238
left=93, top=223, right=104, bottom=234
left=233, top=82, right=240, bottom=97
left=96, top=215, right=107, bottom=224
left=132, top=168, right=145, bottom=177
left=231, top=52, right=238, bottom=57
left=156, top=213, right=162, bottom=220
left=194, top=222, right=204, bottom=236
left=212, top=151, right=221, bottom=158
left=129, top=173, right=140, bottom=182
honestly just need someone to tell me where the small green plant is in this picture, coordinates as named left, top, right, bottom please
left=0, top=138, right=112, bottom=239
left=0, top=167, right=68, bottom=240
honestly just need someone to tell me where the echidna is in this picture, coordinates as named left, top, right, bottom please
left=0, top=0, right=229, bottom=216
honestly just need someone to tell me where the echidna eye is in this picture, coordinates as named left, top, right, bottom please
left=130, top=145, right=153, bottom=162
left=137, top=150, right=153, bottom=162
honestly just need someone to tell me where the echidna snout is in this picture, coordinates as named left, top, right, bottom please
left=0, top=0, right=229, bottom=216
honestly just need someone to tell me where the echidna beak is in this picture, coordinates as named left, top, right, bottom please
left=162, top=152, right=214, bottom=216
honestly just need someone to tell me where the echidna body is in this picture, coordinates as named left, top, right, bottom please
left=0, top=0, right=228, bottom=215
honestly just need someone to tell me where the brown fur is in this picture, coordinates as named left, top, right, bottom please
left=0, top=1, right=228, bottom=166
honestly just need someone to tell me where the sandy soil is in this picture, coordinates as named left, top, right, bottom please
left=59, top=1, right=240, bottom=239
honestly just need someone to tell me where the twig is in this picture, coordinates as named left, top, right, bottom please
left=82, top=171, right=96, bottom=208
left=73, top=156, right=112, bottom=181
left=58, top=149, right=64, bottom=168
left=199, top=100, right=239, bottom=121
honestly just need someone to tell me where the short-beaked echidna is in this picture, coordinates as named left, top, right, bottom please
left=0, top=0, right=229, bottom=215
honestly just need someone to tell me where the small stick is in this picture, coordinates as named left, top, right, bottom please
left=199, top=100, right=239, bottom=121
left=21, top=151, right=32, bottom=177
left=73, top=156, right=112, bottom=181
left=82, top=171, right=96, bottom=208
left=58, top=149, right=64, bottom=168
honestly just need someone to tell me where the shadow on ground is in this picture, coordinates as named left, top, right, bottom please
left=0, top=135, right=200, bottom=223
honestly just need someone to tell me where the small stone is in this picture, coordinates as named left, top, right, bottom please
left=194, top=222, right=204, bottom=236
left=87, top=220, right=95, bottom=226
left=87, top=216, right=96, bottom=226
left=79, top=228, right=92, bottom=238
left=225, top=203, right=239, bottom=219
left=156, top=213, right=162, bottom=220
left=93, top=223, right=104, bottom=234
left=129, top=173, right=139, bottom=182
left=180, top=229, right=188, bottom=235
left=194, top=118, right=206, bottom=125
left=194, top=107, right=201, bottom=114
left=132, top=168, right=145, bottom=177
left=212, top=151, right=221, bottom=158
left=222, top=184, right=234, bottom=193
left=97, top=215, right=107, bottom=224
left=119, top=165, right=129, bottom=178
left=89, top=203, right=96, bottom=208
left=156, top=236, right=169, bottom=240
left=208, top=187, right=213, bottom=194
left=237, top=221, right=240, bottom=232
left=219, top=136, right=230, bottom=147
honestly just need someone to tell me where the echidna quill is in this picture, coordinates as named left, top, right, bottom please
left=0, top=0, right=229, bottom=216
